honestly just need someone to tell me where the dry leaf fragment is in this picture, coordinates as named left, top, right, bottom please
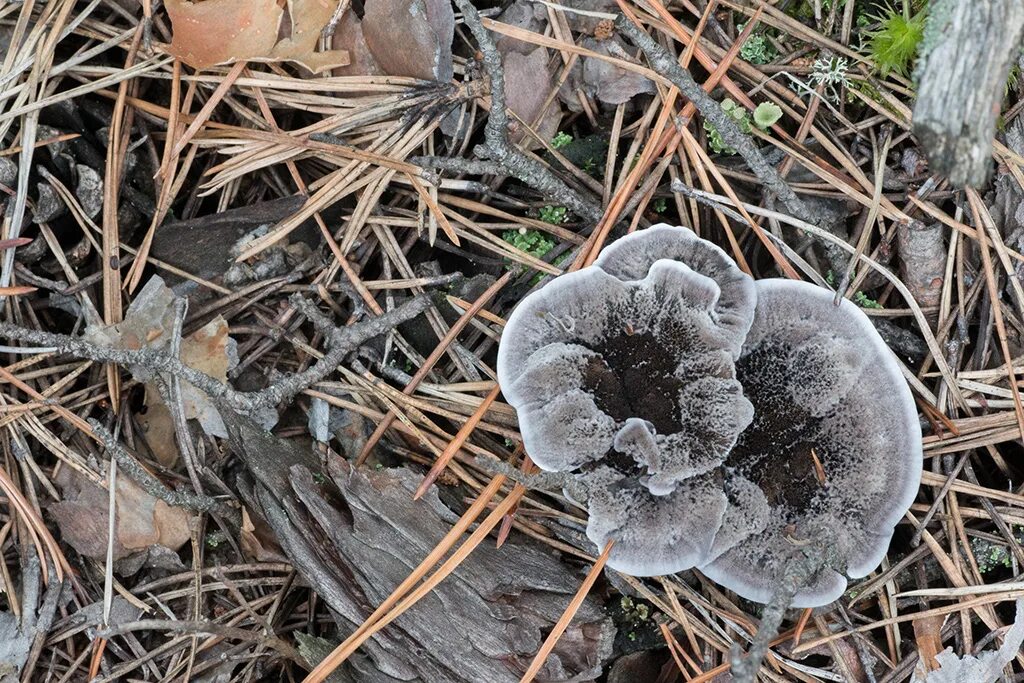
left=239, top=507, right=287, bottom=563
left=361, top=0, right=454, bottom=80
left=503, top=48, right=562, bottom=149
left=913, top=613, right=947, bottom=672
left=50, top=468, right=191, bottom=562
left=494, top=0, right=547, bottom=55
left=559, top=37, right=655, bottom=110
left=165, top=0, right=350, bottom=72
left=330, top=11, right=383, bottom=77
left=138, top=401, right=180, bottom=468
left=914, top=599, right=1024, bottom=683
left=85, top=276, right=238, bottom=438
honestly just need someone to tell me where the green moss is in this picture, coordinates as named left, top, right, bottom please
left=854, top=291, right=883, bottom=309
left=538, top=206, right=568, bottom=225
left=551, top=131, right=573, bottom=149
left=825, top=271, right=884, bottom=309
left=503, top=228, right=556, bottom=257
left=865, top=2, right=927, bottom=77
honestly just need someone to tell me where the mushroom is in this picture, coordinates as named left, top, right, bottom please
left=701, top=278, right=922, bottom=607
left=496, top=225, right=921, bottom=609
left=497, top=226, right=766, bottom=575
left=593, top=224, right=757, bottom=357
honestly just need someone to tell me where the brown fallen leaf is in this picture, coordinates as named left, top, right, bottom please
left=239, top=507, right=287, bottom=563
left=494, top=0, right=547, bottom=55
left=361, top=0, right=454, bottom=80
left=165, top=0, right=350, bottom=73
left=50, top=468, right=191, bottom=562
left=330, top=10, right=383, bottom=77
left=137, top=401, right=179, bottom=468
left=86, top=276, right=239, bottom=438
left=503, top=48, right=562, bottom=149
left=560, top=37, right=655, bottom=110
left=913, top=613, right=947, bottom=672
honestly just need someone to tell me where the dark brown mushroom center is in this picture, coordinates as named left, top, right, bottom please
left=581, top=329, right=684, bottom=435
left=726, top=342, right=824, bottom=515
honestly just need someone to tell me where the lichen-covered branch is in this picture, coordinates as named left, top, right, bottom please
left=89, top=418, right=218, bottom=512
left=444, top=0, right=603, bottom=223
left=614, top=14, right=821, bottom=226
left=0, top=295, right=430, bottom=415
left=729, top=548, right=824, bottom=683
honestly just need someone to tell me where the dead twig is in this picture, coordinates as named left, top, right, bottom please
left=437, top=0, right=603, bottom=224
left=0, top=295, right=431, bottom=416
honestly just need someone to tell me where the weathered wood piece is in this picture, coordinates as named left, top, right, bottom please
left=912, top=0, right=1024, bottom=187
left=897, top=220, right=946, bottom=310
left=223, top=411, right=615, bottom=683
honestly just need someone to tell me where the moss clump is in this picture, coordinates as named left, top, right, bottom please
left=865, top=2, right=927, bottom=78
left=502, top=228, right=556, bottom=259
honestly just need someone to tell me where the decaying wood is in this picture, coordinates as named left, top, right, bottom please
left=897, top=220, right=946, bottom=310
left=223, top=411, right=615, bottom=683
left=912, top=0, right=1024, bottom=187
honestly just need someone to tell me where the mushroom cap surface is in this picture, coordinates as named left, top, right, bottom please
left=497, top=227, right=763, bottom=574
left=700, top=279, right=923, bottom=607
left=594, top=224, right=756, bottom=358
left=498, top=259, right=754, bottom=481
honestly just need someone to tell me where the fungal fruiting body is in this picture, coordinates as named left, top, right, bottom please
left=497, top=225, right=922, bottom=607
left=704, top=279, right=922, bottom=606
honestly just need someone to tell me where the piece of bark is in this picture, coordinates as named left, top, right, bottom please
left=149, top=195, right=321, bottom=299
left=912, top=0, right=1024, bottom=187
left=897, top=220, right=946, bottom=310
left=222, top=411, right=615, bottom=682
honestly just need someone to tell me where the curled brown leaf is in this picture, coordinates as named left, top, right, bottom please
left=165, top=0, right=350, bottom=72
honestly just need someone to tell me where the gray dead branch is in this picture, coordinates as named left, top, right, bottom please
left=913, top=0, right=1024, bottom=187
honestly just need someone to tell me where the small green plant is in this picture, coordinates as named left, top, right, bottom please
left=971, top=529, right=1024, bottom=574
left=1007, top=63, right=1021, bottom=98
left=740, top=32, right=776, bottom=65
left=551, top=131, right=573, bottom=149
left=865, top=2, right=927, bottom=77
left=652, top=197, right=668, bottom=213
left=619, top=596, right=650, bottom=623
left=825, top=271, right=884, bottom=309
left=705, top=99, right=781, bottom=154
left=854, top=291, right=883, bottom=309
left=538, top=205, right=568, bottom=225
left=503, top=228, right=556, bottom=258
left=753, top=102, right=783, bottom=129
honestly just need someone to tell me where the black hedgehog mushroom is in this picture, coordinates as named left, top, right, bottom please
left=497, top=225, right=922, bottom=610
